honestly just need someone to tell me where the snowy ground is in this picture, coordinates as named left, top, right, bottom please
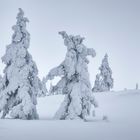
left=0, top=90, right=140, bottom=140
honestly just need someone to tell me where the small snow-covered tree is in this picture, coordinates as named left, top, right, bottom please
left=0, top=8, right=45, bottom=119
left=92, top=74, right=101, bottom=92
left=45, top=31, right=98, bottom=120
left=93, top=54, right=113, bottom=92
left=99, top=54, right=113, bottom=91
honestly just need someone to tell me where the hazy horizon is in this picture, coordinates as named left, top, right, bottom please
left=0, top=0, right=140, bottom=91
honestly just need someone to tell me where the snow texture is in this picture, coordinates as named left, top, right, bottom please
left=45, top=31, right=98, bottom=120
left=92, top=54, right=113, bottom=92
left=0, top=8, right=46, bottom=120
left=0, top=90, right=140, bottom=140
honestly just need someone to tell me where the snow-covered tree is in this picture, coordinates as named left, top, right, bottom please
left=45, top=31, right=98, bottom=120
left=93, top=54, right=113, bottom=92
left=0, top=8, right=45, bottom=119
left=99, top=54, right=113, bottom=91
left=92, top=74, right=101, bottom=92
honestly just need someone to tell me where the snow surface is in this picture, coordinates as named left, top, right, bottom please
left=0, top=90, right=140, bottom=140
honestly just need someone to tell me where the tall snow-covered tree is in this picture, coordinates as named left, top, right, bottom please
left=0, top=8, right=45, bottom=119
left=93, top=54, right=113, bottom=92
left=45, top=31, right=98, bottom=120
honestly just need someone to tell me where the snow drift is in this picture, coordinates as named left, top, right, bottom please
left=1, top=90, right=139, bottom=140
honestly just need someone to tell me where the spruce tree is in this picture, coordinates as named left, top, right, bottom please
left=99, top=54, right=113, bottom=91
left=93, top=54, right=113, bottom=92
left=92, top=74, right=101, bottom=92
left=46, top=31, right=98, bottom=120
left=0, top=8, right=44, bottom=119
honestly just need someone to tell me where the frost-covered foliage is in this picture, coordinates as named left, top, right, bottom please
left=92, top=54, right=113, bottom=92
left=46, top=31, right=98, bottom=120
left=92, top=74, right=101, bottom=92
left=0, top=8, right=45, bottom=119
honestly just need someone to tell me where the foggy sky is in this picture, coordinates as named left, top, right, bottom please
left=0, top=0, right=140, bottom=90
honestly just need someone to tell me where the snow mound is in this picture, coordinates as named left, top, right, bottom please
left=94, top=90, right=140, bottom=122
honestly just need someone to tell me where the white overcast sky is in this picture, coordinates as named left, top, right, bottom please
left=0, top=0, right=140, bottom=91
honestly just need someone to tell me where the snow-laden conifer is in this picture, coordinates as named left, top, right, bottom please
left=92, top=74, right=101, bottom=92
left=46, top=31, right=98, bottom=120
left=93, top=54, right=113, bottom=92
left=0, top=8, right=45, bottom=119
